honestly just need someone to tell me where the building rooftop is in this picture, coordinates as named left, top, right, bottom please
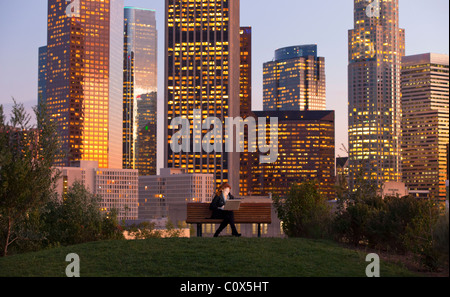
left=274, top=44, right=318, bottom=61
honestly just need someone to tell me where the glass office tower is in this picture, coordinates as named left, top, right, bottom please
left=46, top=0, right=123, bottom=169
left=164, top=0, right=241, bottom=191
left=263, top=44, right=326, bottom=111
left=123, top=7, right=158, bottom=176
left=249, top=110, right=335, bottom=200
left=348, top=0, right=405, bottom=189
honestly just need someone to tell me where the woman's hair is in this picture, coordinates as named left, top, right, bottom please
left=216, top=182, right=231, bottom=196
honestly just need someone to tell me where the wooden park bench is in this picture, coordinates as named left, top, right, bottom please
left=186, top=202, right=272, bottom=237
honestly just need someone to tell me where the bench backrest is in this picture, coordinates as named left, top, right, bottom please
left=186, top=203, right=272, bottom=224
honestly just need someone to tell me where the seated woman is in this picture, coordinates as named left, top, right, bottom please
left=209, top=183, right=242, bottom=237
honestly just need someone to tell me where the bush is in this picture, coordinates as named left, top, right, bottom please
left=40, top=181, right=124, bottom=247
left=274, top=181, right=332, bottom=239
left=433, top=210, right=449, bottom=266
left=433, top=210, right=449, bottom=256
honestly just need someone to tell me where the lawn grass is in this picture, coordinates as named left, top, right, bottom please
left=0, top=237, right=419, bottom=277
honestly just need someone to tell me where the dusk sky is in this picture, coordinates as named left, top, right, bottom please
left=0, top=0, right=448, bottom=170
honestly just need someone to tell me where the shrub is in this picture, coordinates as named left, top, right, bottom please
left=274, top=181, right=332, bottom=239
left=41, top=181, right=124, bottom=247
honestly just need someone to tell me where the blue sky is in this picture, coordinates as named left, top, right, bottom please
left=0, top=0, right=448, bottom=167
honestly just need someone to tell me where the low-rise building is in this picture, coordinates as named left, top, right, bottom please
left=55, top=161, right=139, bottom=221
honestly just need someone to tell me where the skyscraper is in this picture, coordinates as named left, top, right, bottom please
left=263, top=44, right=326, bottom=111
left=401, top=53, right=449, bottom=203
left=164, top=0, right=241, bottom=191
left=348, top=0, right=405, bottom=188
left=123, top=7, right=158, bottom=176
left=248, top=110, right=335, bottom=200
left=239, top=26, right=253, bottom=196
left=45, top=0, right=124, bottom=168
left=239, top=27, right=252, bottom=116
left=38, top=46, right=47, bottom=107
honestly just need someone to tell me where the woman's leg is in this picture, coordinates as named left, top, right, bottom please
left=214, top=211, right=240, bottom=237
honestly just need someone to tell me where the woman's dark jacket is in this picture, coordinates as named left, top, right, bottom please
left=209, top=193, right=235, bottom=219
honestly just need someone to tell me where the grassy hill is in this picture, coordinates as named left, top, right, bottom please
left=0, top=238, right=419, bottom=277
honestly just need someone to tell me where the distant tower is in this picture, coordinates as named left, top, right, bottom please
left=239, top=26, right=253, bottom=196
left=263, top=44, right=326, bottom=111
left=348, top=0, right=405, bottom=189
left=123, top=7, right=158, bottom=176
left=38, top=46, right=47, bottom=107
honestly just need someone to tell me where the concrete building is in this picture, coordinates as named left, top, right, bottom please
left=138, top=169, right=284, bottom=237
left=139, top=168, right=215, bottom=224
left=55, top=161, right=139, bottom=221
left=401, top=53, right=449, bottom=204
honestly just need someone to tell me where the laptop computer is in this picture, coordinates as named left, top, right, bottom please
left=223, top=200, right=241, bottom=211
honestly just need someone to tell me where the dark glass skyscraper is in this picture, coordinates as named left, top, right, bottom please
left=263, top=44, right=326, bottom=111
left=164, top=0, right=241, bottom=191
left=274, top=44, right=317, bottom=61
left=239, top=26, right=253, bottom=196
left=248, top=110, right=335, bottom=200
left=123, top=7, right=158, bottom=176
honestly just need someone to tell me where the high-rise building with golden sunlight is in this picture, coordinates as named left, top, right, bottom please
left=348, top=0, right=405, bottom=189
left=46, top=0, right=124, bottom=168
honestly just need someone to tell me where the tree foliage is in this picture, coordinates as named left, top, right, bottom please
left=273, top=181, right=331, bottom=238
left=40, top=181, right=124, bottom=247
left=332, top=167, right=443, bottom=270
left=0, top=100, right=61, bottom=256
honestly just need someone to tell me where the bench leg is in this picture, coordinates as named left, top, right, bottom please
left=197, top=224, right=203, bottom=237
left=258, top=223, right=261, bottom=238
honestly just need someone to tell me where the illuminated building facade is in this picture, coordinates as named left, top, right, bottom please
left=164, top=0, right=241, bottom=191
left=239, top=27, right=252, bottom=116
left=139, top=168, right=215, bottom=222
left=239, top=26, right=253, bottom=196
left=249, top=110, right=335, bottom=200
left=336, top=157, right=349, bottom=189
left=38, top=46, right=48, bottom=106
left=123, top=7, right=158, bottom=176
left=263, top=44, right=326, bottom=111
left=55, top=161, right=139, bottom=221
left=401, top=53, right=449, bottom=203
left=348, top=0, right=405, bottom=189
left=46, top=0, right=124, bottom=169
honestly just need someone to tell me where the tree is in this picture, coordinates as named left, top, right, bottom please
left=273, top=181, right=331, bottom=238
left=0, top=100, right=61, bottom=256
left=333, top=168, right=381, bottom=246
